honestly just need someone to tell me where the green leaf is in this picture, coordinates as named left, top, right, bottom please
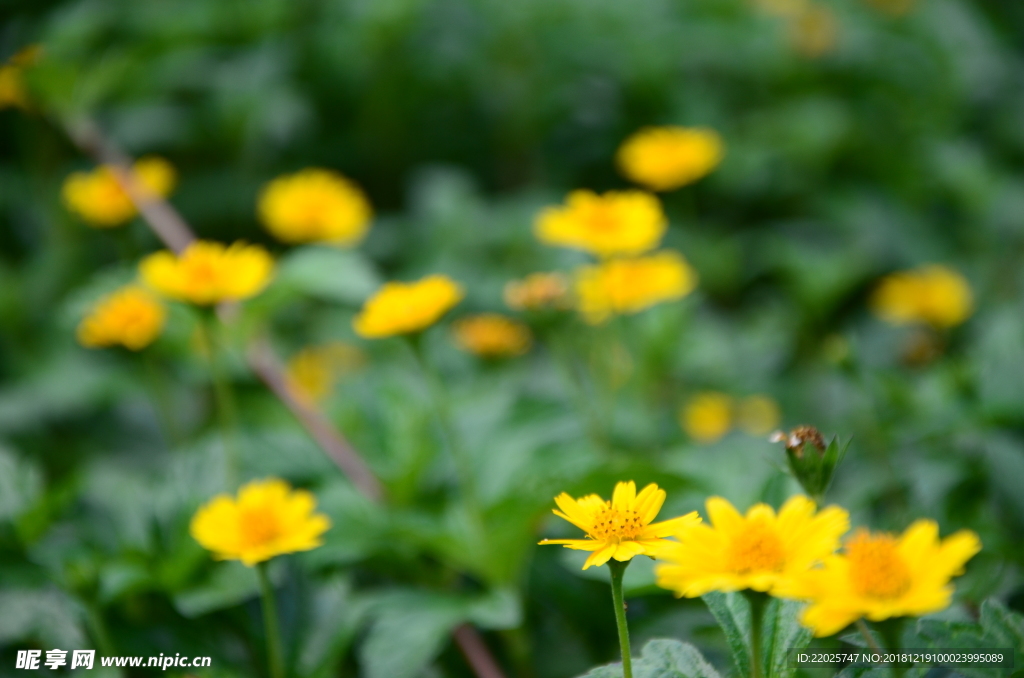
left=173, top=562, right=260, bottom=618
left=274, top=246, right=381, bottom=305
left=358, top=592, right=467, bottom=678
left=760, top=598, right=812, bottom=678
left=911, top=598, right=1024, bottom=678
left=0, top=444, right=43, bottom=522
left=702, top=592, right=751, bottom=678
left=578, top=638, right=722, bottom=678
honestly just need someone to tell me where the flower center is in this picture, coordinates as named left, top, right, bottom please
left=238, top=506, right=281, bottom=547
left=586, top=207, right=621, bottom=234
left=846, top=531, right=912, bottom=599
left=589, top=507, right=644, bottom=541
left=727, top=519, right=786, bottom=573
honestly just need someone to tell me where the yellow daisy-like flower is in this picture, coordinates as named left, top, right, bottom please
left=776, top=521, right=981, bottom=637
left=655, top=495, right=849, bottom=596
left=680, top=392, right=733, bottom=443
left=62, top=157, right=177, bottom=228
left=534, top=190, right=667, bottom=258
left=285, top=342, right=366, bottom=404
left=190, top=478, right=331, bottom=567
left=258, top=168, right=373, bottom=246
left=503, top=272, right=571, bottom=311
left=353, top=274, right=464, bottom=339
left=540, top=481, right=701, bottom=570
left=736, top=395, right=781, bottom=436
left=870, top=265, right=973, bottom=329
left=139, top=240, right=274, bottom=306
left=76, top=285, right=167, bottom=351
left=617, top=127, right=725, bottom=192
left=452, top=314, right=532, bottom=358
left=575, top=250, right=698, bottom=325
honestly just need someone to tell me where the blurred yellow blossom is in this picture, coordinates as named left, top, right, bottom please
left=353, top=274, right=463, bottom=338
left=789, top=5, right=839, bottom=58
left=751, top=0, right=810, bottom=16
left=76, top=285, right=167, bottom=351
left=62, top=157, right=177, bottom=228
left=535, top=190, right=667, bottom=258
left=140, top=240, right=274, bottom=305
left=258, top=168, right=372, bottom=246
left=656, top=495, right=850, bottom=596
left=870, top=265, right=973, bottom=328
left=617, top=126, right=725, bottom=192
left=539, top=481, right=701, bottom=570
left=285, top=342, right=366, bottom=403
left=864, top=0, right=915, bottom=17
left=575, top=251, right=697, bottom=324
left=776, top=522, right=981, bottom=637
left=452, top=314, right=532, bottom=358
left=680, top=392, right=733, bottom=443
left=504, top=272, right=571, bottom=311
left=736, top=394, right=781, bottom=436
left=0, top=45, right=41, bottom=110
left=190, top=478, right=331, bottom=567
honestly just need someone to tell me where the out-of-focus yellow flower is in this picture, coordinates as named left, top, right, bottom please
left=452, top=314, right=532, bottom=358
left=0, top=45, right=41, bottom=111
left=140, top=240, right=274, bottom=305
left=76, top=285, right=167, bottom=351
left=258, top=168, right=373, bottom=246
left=190, top=478, right=331, bottom=567
left=540, top=481, right=701, bottom=570
left=617, top=127, right=725, bottom=192
left=776, top=522, right=981, bottom=637
left=680, top=392, right=733, bottom=443
left=736, top=395, right=781, bottom=436
left=285, top=342, right=366, bottom=403
left=575, top=251, right=697, bottom=325
left=655, top=495, right=850, bottom=597
left=62, top=157, right=177, bottom=228
left=353, top=275, right=463, bottom=339
left=870, top=265, right=973, bottom=329
left=751, top=0, right=811, bottom=17
left=535, top=190, right=667, bottom=258
left=789, top=5, right=839, bottom=58
left=503, top=272, right=571, bottom=311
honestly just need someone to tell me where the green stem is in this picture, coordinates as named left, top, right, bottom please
left=744, top=590, right=769, bottom=678
left=607, top=560, right=633, bottom=678
left=200, top=312, right=240, bottom=486
left=547, top=329, right=612, bottom=457
left=85, top=603, right=116, bottom=657
left=856, top=619, right=882, bottom=655
left=256, top=563, right=285, bottom=678
left=876, top=618, right=908, bottom=678
left=141, top=352, right=179, bottom=447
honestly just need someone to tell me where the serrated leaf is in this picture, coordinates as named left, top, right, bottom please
left=761, top=598, right=812, bottom=678
left=578, top=638, right=722, bottom=678
left=702, top=592, right=751, bottom=678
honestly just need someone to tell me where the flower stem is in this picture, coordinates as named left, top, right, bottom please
left=256, top=563, right=285, bottom=678
left=141, top=351, right=179, bottom=447
left=200, top=312, right=240, bottom=486
left=85, top=602, right=116, bottom=657
left=607, top=560, right=633, bottom=678
left=744, top=590, right=769, bottom=678
left=876, top=618, right=908, bottom=678
left=856, top=619, right=883, bottom=655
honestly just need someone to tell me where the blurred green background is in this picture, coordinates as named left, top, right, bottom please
left=1, top=0, right=1023, bottom=676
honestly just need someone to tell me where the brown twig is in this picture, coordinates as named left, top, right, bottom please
left=66, top=119, right=505, bottom=678
left=453, top=624, right=506, bottom=678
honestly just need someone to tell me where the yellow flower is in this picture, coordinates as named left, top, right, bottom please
left=62, top=157, right=177, bottom=228
left=76, top=285, right=167, bottom=351
left=258, top=168, right=373, bottom=246
left=452, top=314, right=532, bottom=358
left=285, top=342, right=366, bottom=403
left=736, top=395, right=781, bottom=436
left=540, top=481, right=701, bottom=570
left=870, top=265, right=973, bottom=329
left=789, top=5, right=839, bottom=58
left=0, top=45, right=41, bottom=111
left=655, top=495, right=849, bottom=596
left=140, top=240, right=274, bottom=305
left=575, top=250, right=698, bottom=324
left=353, top=274, right=464, bottom=339
left=535, top=190, right=667, bottom=258
left=776, top=521, right=981, bottom=637
left=190, top=478, right=331, bottom=567
left=617, top=127, right=725, bottom=192
left=681, top=392, right=733, bottom=443
left=503, top=272, right=571, bottom=311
